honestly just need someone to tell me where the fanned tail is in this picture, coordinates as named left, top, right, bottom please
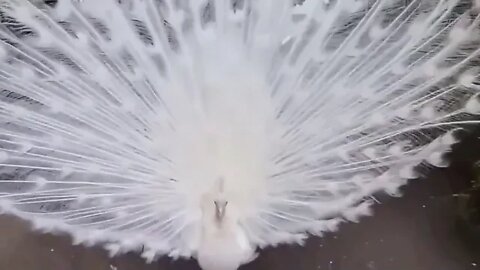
left=0, top=0, right=479, bottom=261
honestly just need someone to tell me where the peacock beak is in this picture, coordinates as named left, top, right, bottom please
left=214, top=200, right=228, bottom=221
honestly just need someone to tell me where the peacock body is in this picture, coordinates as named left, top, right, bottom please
left=0, top=0, right=480, bottom=269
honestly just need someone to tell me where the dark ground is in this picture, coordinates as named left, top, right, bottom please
left=1, top=134, right=480, bottom=270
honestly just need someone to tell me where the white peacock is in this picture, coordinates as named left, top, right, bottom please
left=0, top=0, right=480, bottom=269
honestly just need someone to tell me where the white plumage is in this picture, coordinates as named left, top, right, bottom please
left=0, top=0, right=480, bottom=269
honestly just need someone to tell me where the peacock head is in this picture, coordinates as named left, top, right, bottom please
left=197, top=177, right=257, bottom=270
left=205, top=177, right=230, bottom=225
left=213, top=198, right=228, bottom=223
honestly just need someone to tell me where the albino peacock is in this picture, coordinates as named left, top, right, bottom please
left=1, top=0, right=480, bottom=269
